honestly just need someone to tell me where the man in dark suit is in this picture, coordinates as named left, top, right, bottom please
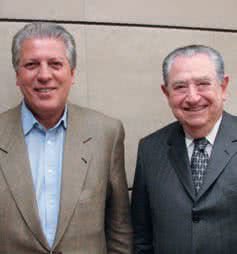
left=131, top=45, right=237, bottom=253
left=0, top=22, right=132, bottom=254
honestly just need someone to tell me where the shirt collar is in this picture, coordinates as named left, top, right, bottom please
left=185, top=115, right=222, bottom=148
left=21, top=101, right=68, bottom=136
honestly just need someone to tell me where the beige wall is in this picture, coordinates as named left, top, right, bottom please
left=1, top=1, right=237, bottom=188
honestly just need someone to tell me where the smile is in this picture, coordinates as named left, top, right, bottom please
left=34, top=88, right=56, bottom=93
left=184, top=106, right=207, bottom=112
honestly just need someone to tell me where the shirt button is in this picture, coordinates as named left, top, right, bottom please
left=49, top=199, right=54, bottom=205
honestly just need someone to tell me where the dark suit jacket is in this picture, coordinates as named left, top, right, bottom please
left=0, top=103, right=132, bottom=254
left=132, top=111, right=237, bottom=254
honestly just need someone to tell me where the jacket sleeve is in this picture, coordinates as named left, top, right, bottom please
left=105, top=121, right=133, bottom=254
left=131, top=141, right=154, bottom=254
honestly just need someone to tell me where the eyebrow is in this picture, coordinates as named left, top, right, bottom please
left=171, top=76, right=213, bottom=86
left=193, top=76, right=212, bottom=82
left=48, top=57, right=65, bottom=61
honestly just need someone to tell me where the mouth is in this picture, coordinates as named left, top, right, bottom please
left=184, top=105, right=207, bottom=112
left=34, top=87, right=56, bottom=93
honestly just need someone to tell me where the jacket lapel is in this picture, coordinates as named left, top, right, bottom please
left=197, top=112, right=237, bottom=199
left=53, top=104, right=92, bottom=247
left=0, top=104, right=94, bottom=249
left=168, top=123, right=196, bottom=201
left=0, top=106, right=49, bottom=249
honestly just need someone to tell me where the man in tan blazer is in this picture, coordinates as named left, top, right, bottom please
left=0, top=22, right=132, bottom=254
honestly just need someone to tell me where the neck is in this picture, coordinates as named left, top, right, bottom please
left=36, top=110, right=64, bottom=129
left=25, top=103, right=65, bottom=129
left=37, top=115, right=62, bottom=129
left=183, top=113, right=223, bottom=139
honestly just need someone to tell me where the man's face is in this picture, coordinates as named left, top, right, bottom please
left=161, top=53, right=228, bottom=137
left=16, top=37, right=75, bottom=119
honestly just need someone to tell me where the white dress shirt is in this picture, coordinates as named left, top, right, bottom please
left=185, top=116, right=222, bottom=162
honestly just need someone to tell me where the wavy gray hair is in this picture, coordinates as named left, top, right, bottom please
left=162, top=45, right=224, bottom=85
left=12, top=22, right=77, bottom=71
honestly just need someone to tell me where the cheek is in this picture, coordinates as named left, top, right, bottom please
left=206, top=92, right=222, bottom=105
left=168, top=96, right=183, bottom=108
left=61, top=77, right=74, bottom=89
left=54, top=73, right=72, bottom=85
left=16, top=77, right=26, bottom=88
left=17, top=73, right=33, bottom=86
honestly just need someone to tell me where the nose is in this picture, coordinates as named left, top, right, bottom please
left=185, top=84, right=201, bottom=103
left=37, top=63, right=52, bottom=83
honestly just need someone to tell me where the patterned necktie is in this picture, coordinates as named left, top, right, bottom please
left=191, top=138, right=209, bottom=194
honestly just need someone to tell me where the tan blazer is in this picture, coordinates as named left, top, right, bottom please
left=0, top=103, right=132, bottom=254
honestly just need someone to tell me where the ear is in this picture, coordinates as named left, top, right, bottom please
left=161, top=84, right=170, bottom=98
left=16, top=71, right=20, bottom=87
left=221, top=75, right=229, bottom=101
left=71, top=68, right=76, bottom=85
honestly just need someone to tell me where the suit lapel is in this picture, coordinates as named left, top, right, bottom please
left=53, top=104, right=92, bottom=247
left=197, top=112, right=237, bottom=199
left=0, top=104, right=94, bottom=249
left=0, top=106, right=48, bottom=249
left=168, top=123, right=196, bottom=201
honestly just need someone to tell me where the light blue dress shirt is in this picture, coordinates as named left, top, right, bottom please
left=21, top=102, right=67, bottom=247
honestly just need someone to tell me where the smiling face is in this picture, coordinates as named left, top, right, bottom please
left=16, top=37, right=75, bottom=128
left=161, top=53, right=229, bottom=138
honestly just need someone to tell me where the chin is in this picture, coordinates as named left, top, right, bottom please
left=185, top=121, right=208, bottom=130
left=33, top=103, right=59, bottom=113
left=181, top=115, right=206, bottom=126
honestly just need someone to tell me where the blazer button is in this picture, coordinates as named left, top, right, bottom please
left=51, top=251, right=62, bottom=254
left=192, top=212, right=200, bottom=223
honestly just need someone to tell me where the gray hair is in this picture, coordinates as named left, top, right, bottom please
left=12, top=22, right=77, bottom=71
left=162, top=45, right=225, bottom=85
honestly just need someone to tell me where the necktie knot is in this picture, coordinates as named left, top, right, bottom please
left=194, top=138, right=208, bottom=152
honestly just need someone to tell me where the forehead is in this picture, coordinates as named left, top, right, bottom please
left=20, top=37, right=67, bottom=58
left=168, top=53, right=217, bottom=82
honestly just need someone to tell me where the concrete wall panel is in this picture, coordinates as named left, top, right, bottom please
left=0, top=22, right=22, bottom=112
left=85, top=0, right=237, bottom=29
left=213, top=33, right=237, bottom=115
left=83, top=26, right=237, bottom=186
left=1, top=0, right=237, bottom=30
left=1, top=21, right=237, bottom=186
left=0, top=0, right=85, bottom=20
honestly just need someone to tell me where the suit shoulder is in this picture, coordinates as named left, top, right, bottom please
left=68, top=103, right=123, bottom=131
left=0, top=106, right=20, bottom=128
left=0, top=106, right=21, bottom=147
left=139, top=121, right=179, bottom=147
left=220, top=111, right=237, bottom=134
left=223, top=111, right=237, bottom=123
